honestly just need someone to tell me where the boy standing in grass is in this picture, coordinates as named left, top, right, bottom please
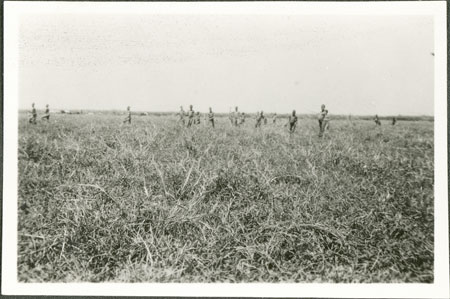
left=41, top=104, right=50, bottom=121
left=29, top=103, right=37, bottom=124
left=272, top=113, right=277, bottom=124
left=195, top=111, right=201, bottom=125
left=318, top=104, right=326, bottom=137
left=208, top=107, right=215, bottom=128
left=187, top=105, right=195, bottom=127
left=123, top=106, right=131, bottom=124
left=288, top=110, right=298, bottom=133
left=392, top=117, right=397, bottom=125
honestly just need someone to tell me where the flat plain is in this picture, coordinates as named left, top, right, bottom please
left=17, top=113, right=434, bottom=282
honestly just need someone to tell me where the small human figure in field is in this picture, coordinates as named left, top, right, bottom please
left=41, top=104, right=50, bottom=121
left=287, top=110, right=298, bottom=133
left=232, top=106, right=240, bottom=126
left=374, top=114, right=381, bottom=126
left=392, top=117, right=397, bottom=125
left=123, top=106, right=131, bottom=124
left=29, top=103, right=37, bottom=124
left=240, top=112, right=246, bottom=125
left=323, top=110, right=330, bottom=131
left=318, top=104, right=326, bottom=137
left=208, top=107, right=215, bottom=128
left=187, top=105, right=195, bottom=127
left=264, top=115, right=268, bottom=125
left=178, top=106, right=186, bottom=125
left=195, top=111, right=201, bottom=125
left=272, top=113, right=277, bottom=124
left=255, top=111, right=265, bottom=128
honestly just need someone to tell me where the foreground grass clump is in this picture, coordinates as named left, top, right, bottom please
left=18, top=114, right=434, bottom=282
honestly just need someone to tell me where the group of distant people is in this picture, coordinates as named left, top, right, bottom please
left=28, top=102, right=397, bottom=137
left=176, top=105, right=296, bottom=132
left=178, top=105, right=210, bottom=127
left=174, top=104, right=330, bottom=137
left=374, top=114, right=397, bottom=126
left=28, top=103, right=50, bottom=124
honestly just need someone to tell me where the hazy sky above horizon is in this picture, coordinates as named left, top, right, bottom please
left=19, top=14, right=434, bottom=115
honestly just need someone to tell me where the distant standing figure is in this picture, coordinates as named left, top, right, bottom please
left=318, top=104, right=326, bottom=137
left=41, top=104, right=50, bottom=121
left=272, top=113, right=277, bottom=124
left=229, top=109, right=234, bottom=125
left=232, top=106, right=239, bottom=126
left=288, top=110, right=298, bottom=133
left=29, top=103, right=37, bottom=124
left=208, top=107, right=215, bottom=128
left=255, top=111, right=265, bottom=128
left=374, top=114, right=381, bottom=126
left=392, top=117, right=397, bottom=125
left=323, top=110, right=330, bottom=131
left=179, top=106, right=186, bottom=125
left=240, top=112, right=246, bottom=125
left=187, top=105, right=195, bottom=127
left=123, top=106, right=131, bottom=124
left=195, top=111, right=201, bottom=125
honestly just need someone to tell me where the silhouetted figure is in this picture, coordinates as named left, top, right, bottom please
left=41, top=104, right=50, bottom=121
left=288, top=110, right=298, bottom=133
left=179, top=106, right=186, bottom=125
left=29, top=103, right=37, bottom=124
left=323, top=110, right=330, bottom=131
left=208, top=107, right=215, bottom=128
left=240, top=112, right=246, bottom=125
left=123, top=106, right=131, bottom=124
left=255, top=111, right=265, bottom=128
left=187, top=105, right=195, bottom=127
left=318, top=104, right=326, bottom=137
left=374, top=114, right=381, bottom=126
left=232, top=106, right=240, bottom=126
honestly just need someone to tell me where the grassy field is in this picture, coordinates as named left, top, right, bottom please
left=18, top=113, right=434, bottom=282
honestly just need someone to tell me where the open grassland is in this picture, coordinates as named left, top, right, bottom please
left=18, top=114, right=434, bottom=282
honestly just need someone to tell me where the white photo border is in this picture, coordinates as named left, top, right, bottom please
left=3, top=1, right=448, bottom=298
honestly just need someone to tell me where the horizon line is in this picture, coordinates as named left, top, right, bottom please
left=18, top=108, right=434, bottom=118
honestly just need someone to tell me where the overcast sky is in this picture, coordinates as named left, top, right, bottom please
left=19, top=14, right=434, bottom=115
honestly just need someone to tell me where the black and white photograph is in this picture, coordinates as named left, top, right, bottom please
left=2, top=1, right=448, bottom=297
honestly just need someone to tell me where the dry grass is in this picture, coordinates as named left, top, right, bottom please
left=18, top=113, right=434, bottom=282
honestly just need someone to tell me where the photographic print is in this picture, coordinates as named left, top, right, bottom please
left=3, top=1, right=448, bottom=298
